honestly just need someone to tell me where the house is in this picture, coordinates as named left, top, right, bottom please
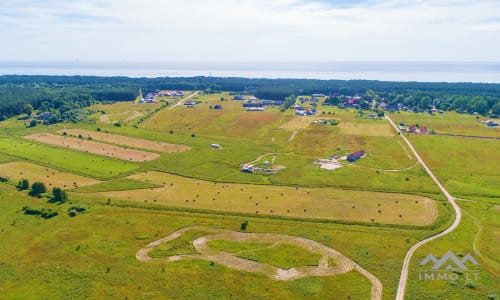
left=233, top=95, right=244, bottom=100
left=306, top=109, right=317, bottom=116
left=347, top=150, right=365, bottom=162
left=37, top=112, right=53, bottom=120
left=295, top=110, right=306, bottom=116
left=486, top=120, right=499, bottom=127
left=408, top=125, right=417, bottom=133
left=311, top=93, right=325, bottom=98
left=210, top=143, right=221, bottom=149
left=245, top=107, right=265, bottom=111
left=172, top=90, right=184, bottom=97
left=419, top=127, right=429, bottom=134
left=184, top=101, right=196, bottom=108
left=367, top=114, right=377, bottom=119
left=241, top=165, right=254, bottom=173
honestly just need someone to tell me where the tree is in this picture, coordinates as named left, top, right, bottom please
left=28, top=119, right=37, bottom=127
left=492, top=102, right=500, bottom=115
left=51, top=187, right=67, bottom=203
left=29, top=182, right=47, bottom=197
left=240, top=220, right=248, bottom=231
left=17, top=178, right=29, bottom=191
left=23, top=104, right=33, bottom=116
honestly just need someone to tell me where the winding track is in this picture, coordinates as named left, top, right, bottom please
left=385, top=115, right=462, bottom=300
left=137, top=226, right=383, bottom=300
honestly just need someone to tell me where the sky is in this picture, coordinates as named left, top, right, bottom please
left=1, top=0, right=500, bottom=62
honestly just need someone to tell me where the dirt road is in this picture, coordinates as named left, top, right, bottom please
left=386, top=115, right=462, bottom=300
left=168, top=91, right=199, bottom=110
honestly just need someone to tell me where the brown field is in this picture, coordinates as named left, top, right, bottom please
left=339, top=122, right=394, bottom=137
left=0, top=161, right=100, bottom=189
left=25, top=133, right=159, bottom=162
left=59, top=129, right=191, bottom=153
left=80, top=171, right=438, bottom=226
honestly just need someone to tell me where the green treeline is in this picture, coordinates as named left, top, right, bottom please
left=0, top=75, right=499, bottom=121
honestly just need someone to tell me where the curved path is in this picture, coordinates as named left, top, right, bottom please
left=137, top=226, right=382, bottom=300
left=386, top=115, right=462, bottom=300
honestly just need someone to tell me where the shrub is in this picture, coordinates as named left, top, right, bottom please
left=29, top=182, right=47, bottom=197
left=240, top=220, right=248, bottom=231
left=22, top=206, right=58, bottom=219
left=51, top=187, right=67, bottom=203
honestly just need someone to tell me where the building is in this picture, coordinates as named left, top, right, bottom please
left=347, top=150, right=365, bottom=162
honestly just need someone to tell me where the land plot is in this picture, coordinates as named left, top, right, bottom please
left=83, top=171, right=438, bottom=226
left=279, top=116, right=326, bottom=131
left=0, top=137, right=139, bottom=179
left=0, top=161, right=100, bottom=189
left=25, top=133, right=159, bottom=162
left=409, top=134, right=500, bottom=198
left=339, top=122, right=394, bottom=137
left=390, top=111, right=500, bottom=138
left=60, top=129, right=191, bottom=153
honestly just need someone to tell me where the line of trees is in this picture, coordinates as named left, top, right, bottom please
left=1, top=75, right=499, bottom=120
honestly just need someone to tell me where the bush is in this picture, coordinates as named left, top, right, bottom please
left=50, top=187, right=67, bottom=203
left=0, top=176, right=9, bottom=182
left=17, top=178, right=30, bottom=191
left=29, top=182, right=47, bottom=197
left=22, top=206, right=58, bottom=219
left=240, top=220, right=248, bottom=231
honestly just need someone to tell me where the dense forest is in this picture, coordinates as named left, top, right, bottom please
left=0, top=75, right=499, bottom=123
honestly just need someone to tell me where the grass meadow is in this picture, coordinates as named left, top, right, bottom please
left=390, top=111, right=500, bottom=138
left=408, top=134, right=500, bottom=200
left=406, top=200, right=499, bottom=299
left=0, top=92, right=497, bottom=299
left=0, top=183, right=441, bottom=299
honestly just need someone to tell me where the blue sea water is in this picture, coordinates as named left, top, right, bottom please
left=0, top=61, right=499, bottom=83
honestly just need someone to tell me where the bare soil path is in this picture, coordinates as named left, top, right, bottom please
left=137, top=226, right=382, bottom=300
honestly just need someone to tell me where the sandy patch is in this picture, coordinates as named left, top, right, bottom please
left=25, top=133, right=159, bottom=162
left=280, top=116, right=323, bottom=131
left=60, top=129, right=191, bottom=153
left=315, top=158, right=344, bottom=170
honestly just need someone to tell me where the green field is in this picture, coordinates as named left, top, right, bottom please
left=0, top=90, right=498, bottom=299
left=0, top=183, right=436, bottom=299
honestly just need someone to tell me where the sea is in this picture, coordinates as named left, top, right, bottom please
left=1, top=61, right=499, bottom=83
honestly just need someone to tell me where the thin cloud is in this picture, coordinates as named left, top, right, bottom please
left=0, top=0, right=499, bottom=61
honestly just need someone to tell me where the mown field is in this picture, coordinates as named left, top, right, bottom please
left=70, top=171, right=440, bottom=226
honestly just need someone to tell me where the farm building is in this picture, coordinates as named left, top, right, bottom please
left=210, top=144, right=222, bottom=149
left=241, top=165, right=254, bottom=173
left=347, top=150, right=365, bottom=162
